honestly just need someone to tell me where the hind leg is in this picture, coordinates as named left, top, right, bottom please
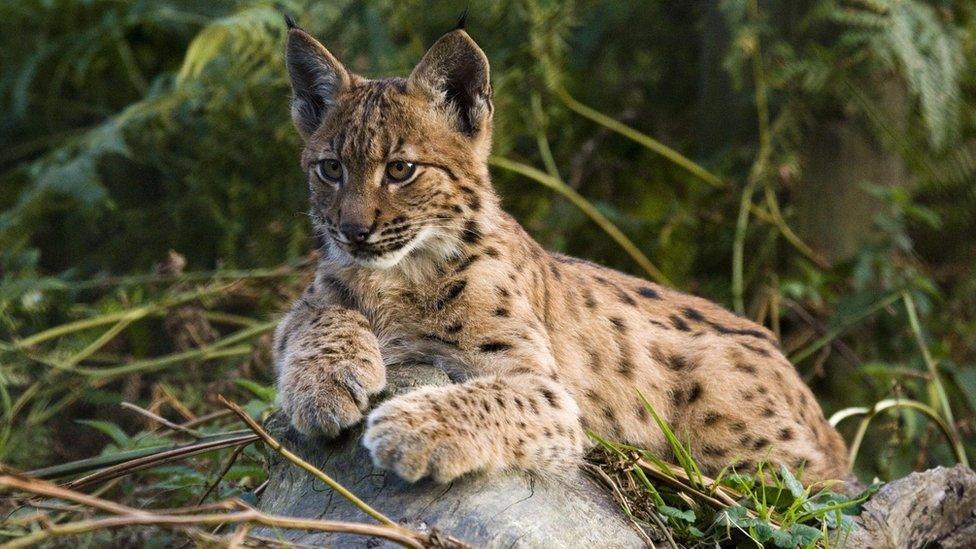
left=666, top=340, right=849, bottom=483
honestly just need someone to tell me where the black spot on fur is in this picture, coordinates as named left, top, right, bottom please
left=493, top=307, right=509, bottom=317
left=704, top=319, right=772, bottom=342
left=434, top=280, right=467, bottom=310
left=421, top=333, right=458, bottom=346
left=637, top=286, right=661, bottom=300
left=445, top=322, right=463, bottom=334
left=587, top=349, right=602, bottom=371
left=778, top=427, right=794, bottom=441
left=617, top=356, right=636, bottom=379
left=752, top=437, right=770, bottom=450
left=540, top=388, right=559, bottom=408
left=702, top=444, right=728, bottom=457
left=454, top=254, right=480, bottom=273
left=687, top=382, right=703, bottom=403
left=637, top=402, right=649, bottom=421
left=479, top=341, right=512, bottom=353
left=670, top=314, right=691, bottom=331
left=666, top=354, right=691, bottom=371
left=584, top=288, right=597, bottom=309
left=321, top=275, right=355, bottom=305
left=682, top=307, right=705, bottom=322
left=484, top=246, right=500, bottom=258
left=742, top=343, right=772, bottom=357
left=762, top=406, right=776, bottom=417
left=609, top=316, right=627, bottom=332
left=617, top=288, right=637, bottom=306
left=735, top=363, right=758, bottom=375
left=461, top=219, right=481, bottom=244
left=703, top=411, right=723, bottom=426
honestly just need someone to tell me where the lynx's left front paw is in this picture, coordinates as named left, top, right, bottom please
left=362, top=389, right=493, bottom=483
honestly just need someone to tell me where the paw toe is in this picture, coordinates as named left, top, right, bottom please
left=336, top=370, right=372, bottom=410
left=289, top=398, right=342, bottom=437
left=363, top=419, right=433, bottom=482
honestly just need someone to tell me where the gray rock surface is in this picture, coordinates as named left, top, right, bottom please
left=841, top=464, right=976, bottom=548
left=256, top=364, right=645, bottom=548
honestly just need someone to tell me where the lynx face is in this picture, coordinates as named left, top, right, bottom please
left=286, top=25, right=493, bottom=269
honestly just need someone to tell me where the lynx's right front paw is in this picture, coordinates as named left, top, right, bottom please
left=280, top=355, right=386, bottom=437
left=277, top=310, right=386, bottom=437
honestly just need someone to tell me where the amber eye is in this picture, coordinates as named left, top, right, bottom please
left=315, top=159, right=343, bottom=184
left=385, top=160, right=416, bottom=183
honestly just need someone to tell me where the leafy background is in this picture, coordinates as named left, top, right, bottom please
left=2, top=0, right=975, bottom=533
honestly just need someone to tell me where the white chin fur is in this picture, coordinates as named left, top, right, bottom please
left=348, top=226, right=437, bottom=270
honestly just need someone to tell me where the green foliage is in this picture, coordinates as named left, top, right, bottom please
left=592, top=398, right=879, bottom=547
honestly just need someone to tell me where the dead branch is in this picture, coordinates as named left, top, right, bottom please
left=67, top=433, right=259, bottom=489
left=121, top=401, right=203, bottom=438
left=217, top=396, right=398, bottom=527
left=0, top=475, right=431, bottom=549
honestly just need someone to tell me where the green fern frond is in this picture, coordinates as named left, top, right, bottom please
left=832, top=0, right=964, bottom=150
left=176, top=3, right=288, bottom=84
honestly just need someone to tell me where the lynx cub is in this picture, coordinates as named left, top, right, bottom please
left=273, top=19, right=849, bottom=484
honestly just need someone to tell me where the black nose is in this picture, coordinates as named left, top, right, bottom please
left=339, top=222, right=371, bottom=243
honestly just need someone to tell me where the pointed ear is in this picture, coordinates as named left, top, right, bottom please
left=408, top=30, right=492, bottom=138
left=285, top=28, right=351, bottom=139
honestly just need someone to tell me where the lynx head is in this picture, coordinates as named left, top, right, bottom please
left=285, top=20, right=495, bottom=270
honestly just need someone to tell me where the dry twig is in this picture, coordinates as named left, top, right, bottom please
left=121, top=401, right=203, bottom=438
left=0, top=474, right=429, bottom=549
left=216, top=396, right=398, bottom=527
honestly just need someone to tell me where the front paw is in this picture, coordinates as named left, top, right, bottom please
left=362, top=392, right=478, bottom=483
left=280, top=354, right=385, bottom=438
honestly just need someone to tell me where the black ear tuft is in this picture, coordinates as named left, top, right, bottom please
left=282, top=11, right=298, bottom=30
left=455, top=9, right=468, bottom=31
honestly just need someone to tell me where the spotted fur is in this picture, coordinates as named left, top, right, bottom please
left=273, top=24, right=850, bottom=484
